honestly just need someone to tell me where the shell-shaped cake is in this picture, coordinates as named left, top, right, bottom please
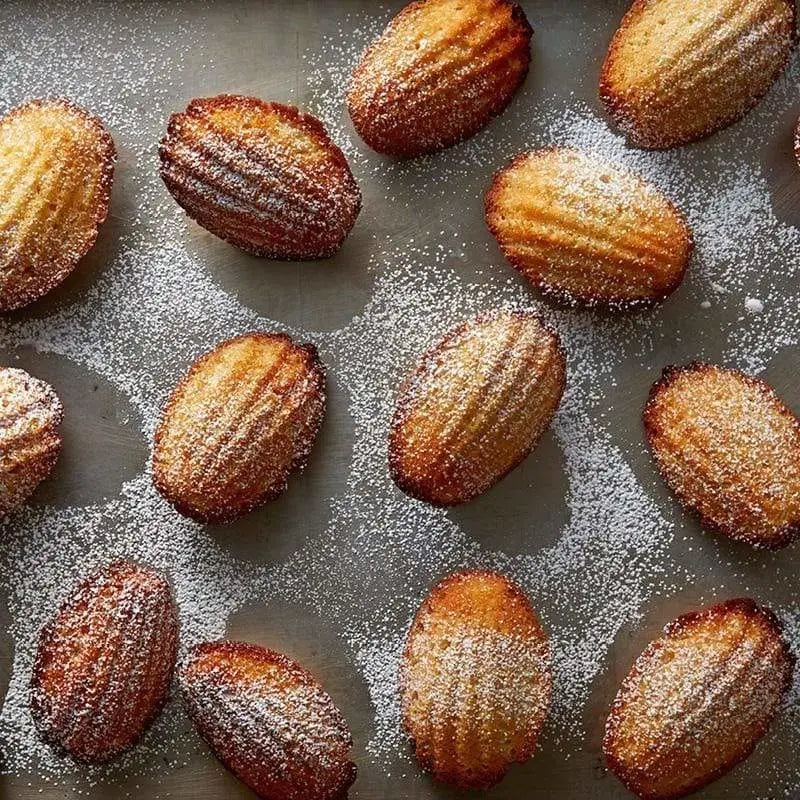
left=30, top=560, right=179, bottom=763
left=401, top=570, right=552, bottom=789
left=600, top=0, right=795, bottom=149
left=0, top=99, right=115, bottom=311
left=153, top=332, right=326, bottom=523
left=485, top=148, right=692, bottom=307
left=159, top=95, right=361, bottom=259
left=389, top=310, right=565, bottom=505
left=604, top=598, right=794, bottom=800
left=347, top=0, right=532, bottom=156
left=181, top=641, right=356, bottom=800
left=0, top=367, right=63, bottom=516
left=644, top=363, right=800, bottom=549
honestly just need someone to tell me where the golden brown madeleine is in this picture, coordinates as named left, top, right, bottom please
left=159, top=95, right=360, bottom=259
left=401, top=570, right=551, bottom=789
left=30, top=560, right=178, bottom=763
left=600, top=0, right=795, bottom=149
left=181, top=641, right=356, bottom=800
left=0, top=367, right=63, bottom=515
left=152, top=332, right=325, bottom=523
left=0, top=99, right=115, bottom=311
left=347, top=0, right=532, bottom=157
left=604, top=598, right=795, bottom=800
left=389, top=310, right=565, bottom=506
left=485, top=148, right=692, bottom=308
left=644, top=363, right=800, bottom=548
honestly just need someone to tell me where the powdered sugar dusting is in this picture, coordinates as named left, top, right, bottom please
left=0, top=2, right=799, bottom=798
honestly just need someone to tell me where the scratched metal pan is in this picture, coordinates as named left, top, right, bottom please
left=1, top=2, right=799, bottom=799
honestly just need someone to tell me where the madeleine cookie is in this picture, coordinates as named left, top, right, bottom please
left=600, top=0, right=795, bottom=149
left=347, top=0, right=532, bottom=157
left=0, top=367, right=63, bottom=515
left=0, top=99, right=115, bottom=311
left=30, top=560, right=178, bottom=763
left=153, top=332, right=325, bottom=523
left=644, top=364, right=800, bottom=548
left=401, top=570, right=551, bottom=789
left=182, top=641, right=356, bottom=800
left=485, top=148, right=692, bottom=307
left=604, top=598, right=794, bottom=800
left=159, top=95, right=360, bottom=259
left=389, top=310, right=565, bottom=505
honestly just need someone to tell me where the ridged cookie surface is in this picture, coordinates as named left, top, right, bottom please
left=0, top=367, right=63, bottom=515
left=644, top=363, right=800, bottom=548
left=347, top=0, right=532, bottom=156
left=485, top=148, right=692, bottom=307
left=389, top=310, right=565, bottom=505
left=604, top=598, right=794, bottom=800
left=30, top=560, right=178, bottom=763
left=181, top=641, right=356, bottom=800
left=0, top=99, right=115, bottom=310
left=159, top=95, right=360, bottom=259
left=153, top=332, right=326, bottom=523
left=600, top=0, right=795, bottom=149
left=401, top=570, right=551, bottom=789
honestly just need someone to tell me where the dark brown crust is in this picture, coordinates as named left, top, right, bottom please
left=181, top=640, right=356, bottom=800
left=388, top=309, right=566, bottom=506
left=30, top=559, right=179, bottom=764
left=484, top=147, right=693, bottom=309
left=347, top=0, right=533, bottom=157
left=159, top=95, right=360, bottom=260
left=0, top=98, right=116, bottom=312
left=603, top=598, right=795, bottom=800
left=152, top=331, right=326, bottom=524
left=400, top=569, right=550, bottom=789
left=643, top=362, right=800, bottom=549
left=599, top=0, right=797, bottom=150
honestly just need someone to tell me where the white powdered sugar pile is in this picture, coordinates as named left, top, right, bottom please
left=1, top=2, right=799, bottom=798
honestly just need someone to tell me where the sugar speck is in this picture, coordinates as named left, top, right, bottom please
left=745, top=297, right=765, bottom=314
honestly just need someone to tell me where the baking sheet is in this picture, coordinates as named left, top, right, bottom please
left=1, top=2, right=799, bottom=798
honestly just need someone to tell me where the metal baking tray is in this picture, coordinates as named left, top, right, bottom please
left=1, top=2, right=799, bottom=798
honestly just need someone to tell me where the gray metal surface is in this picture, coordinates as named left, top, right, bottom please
left=1, top=2, right=799, bottom=799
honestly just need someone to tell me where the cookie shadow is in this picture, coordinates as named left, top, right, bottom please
left=447, top=430, right=569, bottom=557
left=763, top=105, right=800, bottom=230
left=205, top=371, right=354, bottom=564
left=180, top=218, right=375, bottom=332
left=0, top=347, right=146, bottom=509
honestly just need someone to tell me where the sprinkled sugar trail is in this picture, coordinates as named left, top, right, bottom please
left=0, top=1, right=208, bottom=142
left=0, top=2, right=799, bottom=798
